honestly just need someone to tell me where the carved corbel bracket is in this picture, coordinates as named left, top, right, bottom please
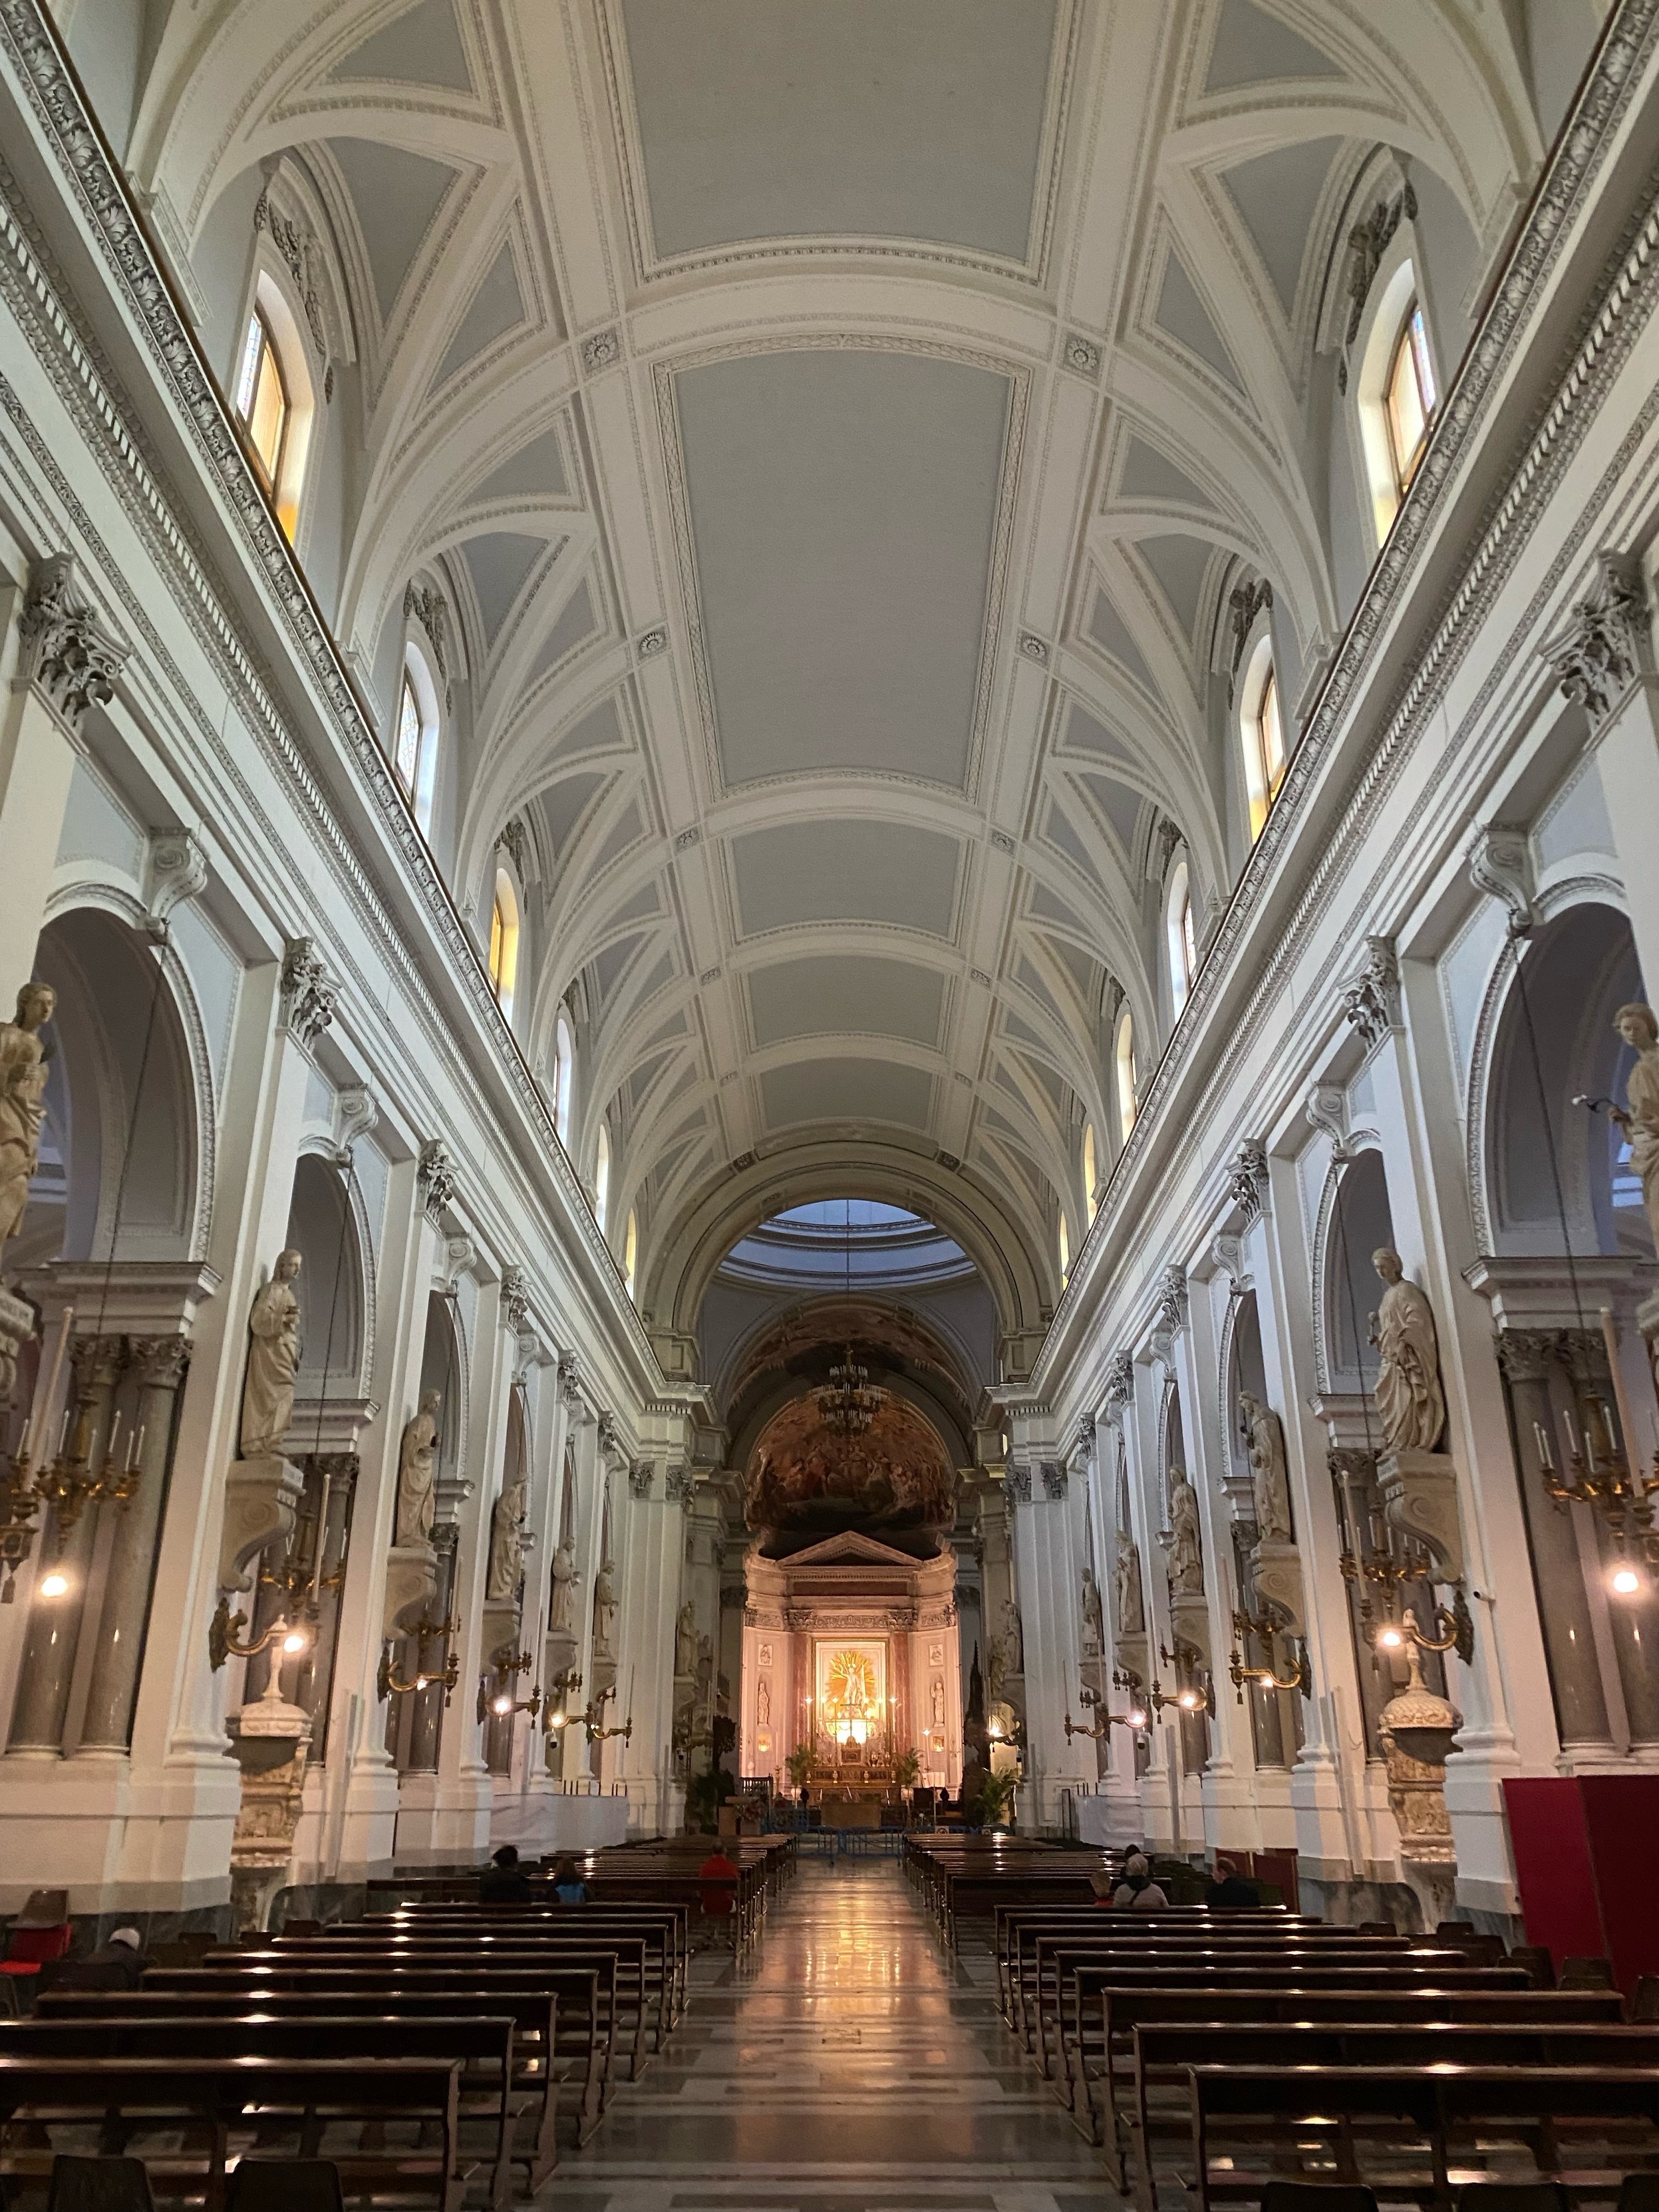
left=1306, top=1083, right=1350, bottom=1162
left=1467, top=825, right=1535, bottom=939
left=142, top=830, right=208, bottom=939
left=382, top=1541, right=438, bottom=1640
left=1342, top=937, right=1403, bottom=1048
left=333, top=1085, right=376, bottom=1162
left=218, top=1454, right=305, bottom=1593
left=1250, top=1537, right=1306, bottom=1636
left=1377, top=1447, right=1465, bottom=1584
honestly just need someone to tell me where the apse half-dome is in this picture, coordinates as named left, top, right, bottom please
left=745, top=1390, right=957, bottom=1557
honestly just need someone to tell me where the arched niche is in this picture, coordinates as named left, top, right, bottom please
left=1483, top=901, right=1650, bottom=1258
left=418, top=1293, right=465, bottom=1485
left=283, top=1154, right=370, bottom=1424
left=1322, top=1146, right=1396, bottom=1392
left=19, top=907, right=202, bottom=1271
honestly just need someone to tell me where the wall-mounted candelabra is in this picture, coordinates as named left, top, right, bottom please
left=1533, top=1353, right=1659, bottom=1583
left=479, top=1647, right=539, bottom=1725
left=1376, top=1591, right=1473, bottom=1662
left=583, top=1677, right=634, bottom=1746
left=210, top=1604, right=312, bottom=1672
left=3, top=1312, right=142, bottom=1601
left=1227, top=1607, right=1312, bottom=1701
left=1063, top=1680, right=1147, bottom=1738
left=1332, top=1452, right=1473, bottom=1660
left=542, top=1666, right=583, bottom=1733
left=377, top=1606, right=462, bottom=1702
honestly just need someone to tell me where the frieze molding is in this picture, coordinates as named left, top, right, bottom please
left=19, top=552, right=126, bottom=728
left=1543, top=549, right=1650, bottom=722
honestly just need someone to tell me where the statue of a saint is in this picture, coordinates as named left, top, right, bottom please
left=931, top=1675, right=946, bottom=1728
left=1369, top=1247, right=1446, bottom=1455
left=486, top=1465, right=528, bottom=1600
left=394, top=1388, right=441, bottom=1548
left=549, top=1537, right=577, bottom=1633
left=1116, top=1531, right=1144, bottom=1636
left=675, top=1600, right=698, bottom=1678
left=1612, top=1004, right=1659, bottom=1251
left=1001, top=1599, right=1024, bottom=1674
left=756, top=1677, right=771, bottom=1730
left=1239, top=1390, right=1293, bottom=1543
left=1167, top=1466, right=1203, bottom=1594
left=0, top=983, right=54, bottom=1257
left=592, top=1557, right=618, bottom=1657
left=240, top=1249, right=303, bottom=1460
left=1080, top=1564, right=1105, bottom=1655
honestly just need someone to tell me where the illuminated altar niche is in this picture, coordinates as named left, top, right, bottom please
left=816, top=1638, right=887, bottom=1751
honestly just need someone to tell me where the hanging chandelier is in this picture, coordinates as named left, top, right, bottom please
left=813, top=1200, right=885, bottom=1437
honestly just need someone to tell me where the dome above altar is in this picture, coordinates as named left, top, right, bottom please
left=745, top=1388, right=958, bottom=1559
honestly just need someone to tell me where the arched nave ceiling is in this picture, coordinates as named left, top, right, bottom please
left=133, top=0, right=1541, bottom=1306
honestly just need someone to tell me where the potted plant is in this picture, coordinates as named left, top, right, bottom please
left=685, top=1764, right=734, bottom=1835
left=893, top=1747, right=922, bottom=1792
left=784, top=1742, right=815, bottom=1800
left=970, top=1768, right=1017, bottom=1832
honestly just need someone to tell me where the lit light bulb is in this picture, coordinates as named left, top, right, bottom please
left=1177, top=1689, right=1198, bottom=1710
left=493, top=1693, right=513, bottom=1716
left=415, top=1676, right=430, bottom=1692
left=1611, top=1565, right=1642, bottom=1597
left=549, top=1710, right=566, bottom=1729
left=1128, top=1708, right=1147, bottom=1728
left=1378, top=1625, right=1404, bottom=1650
left=282, top=1630, right=307, bottom=1655
left=39, top=1571, right=69, bottom=1599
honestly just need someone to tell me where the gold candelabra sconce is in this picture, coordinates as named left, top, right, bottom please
left=1374, top=1587, right=1474, bottom=1664
left=377, top=1605, right=462, bottom=1702
left=1534, top=1392, right=1659, bottom=1581
left=542, top=1667, right=584, bottom=1734
left=2, top=1315, right=146, bottom=1602
left=583, top=1681, right=634, bottom=1745
left=210, top=1603, right=313, bottom=1672
left=1332, top=1452, right=1475, bottom=1662
left=1064, top=1681, right=1147, bottom=1738
left=1227, top=1607, right=1312, bottom=1702
left=479, top=1647, right=539, bottom=1725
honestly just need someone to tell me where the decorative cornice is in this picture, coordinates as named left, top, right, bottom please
left=1543, top=548, right=1649, bottom=721
left=19, top=552, right=126, bottom=728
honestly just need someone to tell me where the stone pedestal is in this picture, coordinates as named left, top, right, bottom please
left=218, top=1456, right=305, bottom=1593
left=1169, top=1591, right=1211, bottom=1670
left=480, top=1597, right=520, bottom=1671
left=226, top=1672, right=312, bottom=1933
left=383, top=1543, right=438, bottom=1640
left=1378, top=1449, right=1464, bottom=1583
left=1251, top=1539, right=1306, bottom=1635
left=1380, top=1651, right=1459, bottom=1931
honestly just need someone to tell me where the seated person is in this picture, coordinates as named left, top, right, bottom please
left=697, top=1844, right=739, bottom=1919
left=1205, top=1855, right=1261, bottom=1908
left=1111, top=1852, right=1169, bottom=1909
left=478, top=1843, right=534, bottom=1903
left=549, top=1854, right=587, bottom=1905
left=84, top=1926, right=147, bottom=1988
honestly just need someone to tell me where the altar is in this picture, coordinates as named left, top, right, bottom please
left=740, top=1529, right=961, bottom=1794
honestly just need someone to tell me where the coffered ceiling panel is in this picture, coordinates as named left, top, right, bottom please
left=675, top=349, right=1012, bottom=791
left=748, top=957, right=947, bottom=1051
left=729, top=820, right=961, bottom=939
left=619, top=0, right=1058, bottom=264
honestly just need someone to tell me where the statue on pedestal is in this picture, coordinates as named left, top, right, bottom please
left=1116, top=1531, right=1144, bottom=1635
left=1612, top=1004, right=1659, bottom=1251
left=1001, top=1598, right=1024, bottom=1674
left=1239, top=1391, right=1293, bottom=1542
left=549, top=1537, right=577, bottom=1633
left=394, top=1388, right=441, bottom=1548
left=1369, top=1248, right=1445, bottom=1455
left=240, top=1249, right=302, bottom=1460
left=592, top=1557, right=617, bottom=1658
left=0, top=982, right=55, bottom=1259
left=1167, top=1466, right=1204, bottom=1594
left=1080, top=1564, right=1105, bottom=1656
left=675, top=1601, right=698, bottom=1679
left=486, top=1464, right=528, bottom=1601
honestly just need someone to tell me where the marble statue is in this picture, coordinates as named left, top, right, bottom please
left=486, top=1464, right=528, bottom=1600
left=240, top=1249, right=303, bottom=1460
left=394, top=1388, right=441, bottom=1548
left=1001, top=1598, right=1024, bottom=1674
left=0, top=982, right=54, bottom=1255
left=931, top=1675, right=946, bottom=1728
left=549, top=1537, right=577, bottom=1633
left=1612, top=1004, right=1659, bottom=1251
left=1080, top=1564, right=1105, bottom=1655
left=1116, top=1532, right=1144, bottom=1635
left=1239, top=1390, right=1293, bottom=1542
left=756, top=1676, right=771, bottom=1730
left=592, top=1557, right=618, bottom=1657
left=1167, top=1466, right=1203, bottom=1593
left=1369, top=1247, right=1446, bottom=1455
left=675, top=1601, right=698, bottom=1679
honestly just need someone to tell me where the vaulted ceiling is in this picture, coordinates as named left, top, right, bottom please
left=130, top=0, right=1543, bottom=1325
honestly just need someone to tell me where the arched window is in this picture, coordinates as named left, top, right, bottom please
left=1058, top=1209, right=1070, bottom=1283
left=1083, top=1122, right=1099, bottom=1211
left=623, top=1209, right=638, bottom=1297
left=1115, top=1007, right=1138, bottom=1146
left=553, top=1012, right=574, bottom=1146
left=488, top=869, right=520, bottom=1019
left=231, top=274, right=315, bottom=541
left=1165, top=860, right=1196, bottom=1015
left=594, top=1122, right=611, bottom=1233
left=1384, top=299, right=1437, bottom=496
left=395, top=644, right=440, bottom=832
left=1241, top=639, right=1286, bottom=842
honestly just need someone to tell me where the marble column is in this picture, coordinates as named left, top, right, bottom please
left=406, top=1526, right=458, bottom=1775
left=7, top=1334, right=124, bottom=1754
left=76, top=1335, right=190, bottom=1754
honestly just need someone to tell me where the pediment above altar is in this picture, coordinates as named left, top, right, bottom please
left=776, top=1529, right=932, bottom=1571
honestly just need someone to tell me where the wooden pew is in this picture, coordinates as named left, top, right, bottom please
left=35, top=1990, right=563, bottom=2183
left=1185, top=2062, right=1659, bottom=2210
left=0, top=2014, right=533, bottom=2209
left=0, top=2054, right=464, bottom=2212
left=141, top=1965, right=609, bottom=2143
left=1077, top=1983, right=1626, bottom=2161
left=369, top=1903, right=690, bottom=2027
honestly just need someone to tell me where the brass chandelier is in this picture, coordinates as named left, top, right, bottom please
left=812, top=1201, right=885, bottom=1437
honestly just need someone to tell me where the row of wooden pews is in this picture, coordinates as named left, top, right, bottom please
left=0, top=1839, right=795, bottom=2208
left=911, top=1838, right=1659, bottom=2209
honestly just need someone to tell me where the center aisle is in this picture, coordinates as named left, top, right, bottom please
left=561, top=1857, right=1103, bottom=2212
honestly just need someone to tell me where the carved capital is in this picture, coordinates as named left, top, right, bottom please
left=417, top=1139, right=456, bottom=1221
left=19, top=553, right=127, bottom=730
left=279, top=937, right=335, bottom=1046
left=129, top=1335, right=190, bottom=1392
left=1342, top=935, right=1402, bottom=1047
left=1155, top=1265, right=1188, bottom=1334
left=665, top=1462, right=693, bottom=1505
left=1544, top=550, right=1650, bottom=724
left=558, top=1353, right=586, bottom=1411
left=500, top=1265, right=531, bottom=1332
left=1495, top=1328, right=1557, bottom=1386
left=1229, top=1138, right=1270, bottom=1221
left=1040, top=1459, right=1068, bottom=1501
left=1467, top=825, right=1535, bottom=938
left=1103, top=1350, right=1135, bottom=1420
left=1004, top=1463, right=1032, bottom=1506
left=627, top=1458, right=654, bottom=1501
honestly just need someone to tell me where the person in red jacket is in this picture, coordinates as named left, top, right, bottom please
left=697, top=1845, right=739, bottom=1945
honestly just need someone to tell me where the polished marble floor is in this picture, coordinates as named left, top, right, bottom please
left=554, top=1859, right=1108, bottom=2212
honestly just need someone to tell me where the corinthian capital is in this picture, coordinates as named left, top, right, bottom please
left=19, top=554, right=128, bottom=730
left=1544, top=551, right=1650, bottom=724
